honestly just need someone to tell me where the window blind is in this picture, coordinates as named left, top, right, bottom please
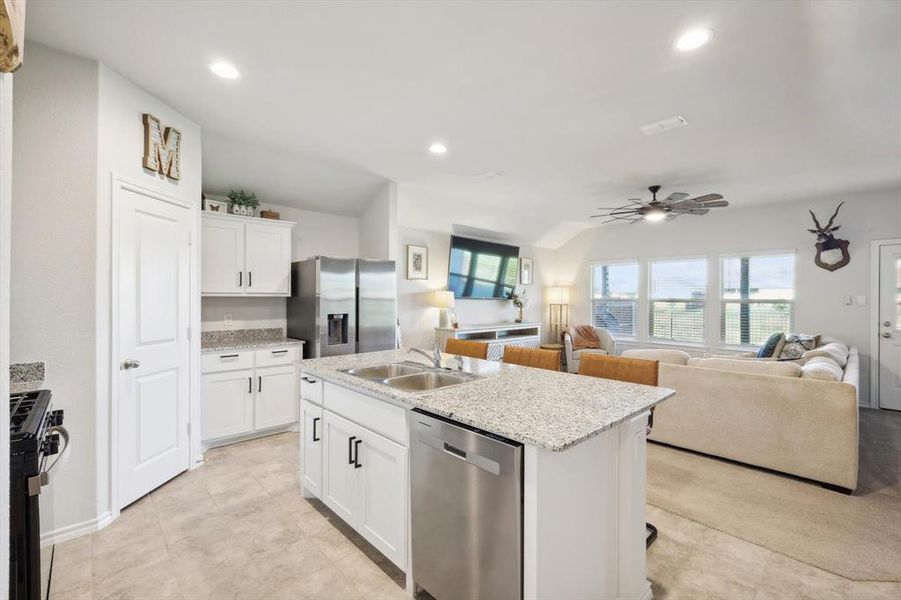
left=590, top=262, right=638, bottom=337
left=648, top=258, right=706, bottom=343
left=721, top=254, right=794, bottom=346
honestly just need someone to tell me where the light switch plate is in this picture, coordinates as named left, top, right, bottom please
left=224, top=313, right=233, bottom=326
left=844, top=295, right=853, bottom=306
left=856, top=295, right=867, bottom=306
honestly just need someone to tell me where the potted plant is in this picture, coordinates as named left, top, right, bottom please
left=506, top=287, right=527, bottom=323
left=227, top=189, right=260, bottom=217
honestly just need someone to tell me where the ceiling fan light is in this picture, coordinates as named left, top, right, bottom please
left=645, top=209, right=667, bottom=222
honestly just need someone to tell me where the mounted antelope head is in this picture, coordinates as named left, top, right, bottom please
left=808, top=202, right=850, bottom=271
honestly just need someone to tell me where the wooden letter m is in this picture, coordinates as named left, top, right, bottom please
left=142, top=113, right=181, bottom=180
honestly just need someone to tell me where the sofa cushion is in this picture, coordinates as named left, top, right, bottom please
left=572, top=348, right=608, bottom=360
left=757, top=332, right=785, bottom=358
left=687, top=357, right=802, bottom=378
left=779, top=334, right=819, bottom=359
left=802, top=342, right=849, bottom=368
left=801, top=356, right=845, bottom=381
left=622, top=349, right=691, bottom=365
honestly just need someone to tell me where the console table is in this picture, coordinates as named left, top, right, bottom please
left=435, top=322, right=542, bottom=361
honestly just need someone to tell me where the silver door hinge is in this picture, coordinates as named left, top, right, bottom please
left=187, top=422, right=191, bottom=435
left=187, top=326, right=192, bottom=341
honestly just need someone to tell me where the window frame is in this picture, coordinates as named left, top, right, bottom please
left=589, top=260, right=640, bottom=340
left=718, top=250, right=796, bottom=349
left=646, top=256, right=709, bottom=345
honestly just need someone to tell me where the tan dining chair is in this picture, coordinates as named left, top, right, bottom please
left=444, top=339, right=490, bottom=360
left=578, top=353, right=659, bottom=386
left=578, top=352, right=660, bottom=548
left=502, top=346, right=560, bottom=371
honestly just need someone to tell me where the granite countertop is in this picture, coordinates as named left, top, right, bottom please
left=201, top=338, right=305, bottom=353
left=300, top=348, right=674, bottom=452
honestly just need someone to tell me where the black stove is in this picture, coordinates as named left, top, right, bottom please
left=9, top=390, right=64, bottom=600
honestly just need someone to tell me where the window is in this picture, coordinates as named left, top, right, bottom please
left=648, top=258, right=707, bottom=343
left=590, top=262, right=638, bottom=337
left=721, top=254, right=794, bottom=346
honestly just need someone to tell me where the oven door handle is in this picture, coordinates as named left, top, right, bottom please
left=42, top=425, right=71, bottom=479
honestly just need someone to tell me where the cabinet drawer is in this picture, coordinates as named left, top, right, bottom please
left=202, top=350, right=254, bottom=373
left=324, top=382, right=407, bottom=446
left=301, top=371, right=324, bottom=405
left=255, top=346, right=299, bottom=367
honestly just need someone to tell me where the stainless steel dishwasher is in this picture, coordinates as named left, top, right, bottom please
left=410, top=409, right=523, bottom=600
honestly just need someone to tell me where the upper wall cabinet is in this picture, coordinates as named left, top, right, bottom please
left=202, top=213, right=295, bottom=297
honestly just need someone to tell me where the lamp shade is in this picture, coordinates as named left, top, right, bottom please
left=433, top=290, right=455, bottom=308
left=546, top=286, right=570, bottom=305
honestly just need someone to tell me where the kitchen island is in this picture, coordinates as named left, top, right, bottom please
left=299, top=348, right=674, bottom=600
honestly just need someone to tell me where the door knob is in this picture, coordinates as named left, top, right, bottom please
left=884, top=321, right=892, bottom=327
left=883, top=332, right=892, bottom=339
left=122, top=359, right=142, bottom=370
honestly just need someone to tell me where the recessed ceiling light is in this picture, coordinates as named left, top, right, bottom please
left=209, top=61, right=240, bottom=79
left=676, top=29, right=712, bottom=51
left=428, top=142, right=448, bottom=155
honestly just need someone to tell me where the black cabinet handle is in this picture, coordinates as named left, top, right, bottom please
left=248, top=271, right=252, bottom=287
left=248, top=377, right=252, bottom=393
left=258, top=376, right=262, bottom=392
left=348, top=436, right=357, bottom=464
left=312, top=417, right=320, bottom=442
left=354, top=439, right=362, bottom=469
left=220, top=354, right=239, bottom=359
left=272, top=350, right=288, bottom=355
left=239, top=272, right=242, bottom=287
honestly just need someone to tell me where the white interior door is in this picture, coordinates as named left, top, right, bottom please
left=877, top=243, right=901, bottom=411
left=117, top=185, right=192, bottom=507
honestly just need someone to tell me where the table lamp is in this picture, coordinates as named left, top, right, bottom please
left=433, top=290, right=455, bottom=328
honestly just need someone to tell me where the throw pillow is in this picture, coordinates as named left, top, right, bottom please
left=802, top=342, right=850, bottom=368
left=757, top=332, right=785, bottom=358
left=800, top=356, right=844, bottom=381
left=780, top=334, right=818, bottom=359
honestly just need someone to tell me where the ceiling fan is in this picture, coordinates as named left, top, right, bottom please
left=591, top=185, right=728, bottom=224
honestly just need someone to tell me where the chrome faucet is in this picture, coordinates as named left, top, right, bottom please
left=408, top=343, right=442, bottom=369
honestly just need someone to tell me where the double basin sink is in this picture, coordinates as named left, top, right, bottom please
left=339, top=362, right=483, bottom=392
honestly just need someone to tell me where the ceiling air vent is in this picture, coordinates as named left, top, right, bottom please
left=639, top=115, right=688, bottom=136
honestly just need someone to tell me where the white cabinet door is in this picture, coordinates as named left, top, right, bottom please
left=201, top=217, right=244, bottom=295
left=254, top=364, right=298, bottom=430
left=244, top=223, right=291, bottom=296
left=322, top=410, right=363, bottom=524
left=202, top=369, right=254, bottom=441
left=357, top=428, right=408, bottom=569
left=301, top=399, right=323, bottom=498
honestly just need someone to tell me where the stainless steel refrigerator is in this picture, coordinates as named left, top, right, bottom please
left=287, top=257, right=397, bottom=359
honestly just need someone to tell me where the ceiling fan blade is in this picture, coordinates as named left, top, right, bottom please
left=627, top=198, right=645, bottom=205
left=672, top=208, right=710, bottom=215
left=696, top=200, right=729, bottom=208
left=668, top=193, right=724, bottom=208
left=665, top=192, right=690, bottom=202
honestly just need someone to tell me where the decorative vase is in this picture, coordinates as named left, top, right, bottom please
left=231, top=203, right=242, bottom=215
left=515, top=306, right=523, bottom=323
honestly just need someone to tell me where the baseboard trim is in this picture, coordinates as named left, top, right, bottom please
left=40, top=511, right=114, bottom=547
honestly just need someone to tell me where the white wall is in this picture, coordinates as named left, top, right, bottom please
left=11, top=42, right=202, bottom=538
left=11, top=43, right=100, bottom=535
left=1, top=71, right=13, bottom=600
left=96, top=62, right=203, bottom=518
left=359, top=182, right=397, bottom=260
left=552, top=187, right=901, bottom=405
left=397, top=225, right=556, bottom=349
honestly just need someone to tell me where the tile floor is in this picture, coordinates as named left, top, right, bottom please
left=48, top=429, right=900, bottom=600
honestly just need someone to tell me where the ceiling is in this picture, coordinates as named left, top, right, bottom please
left=26, top=1, right=901, bottom=247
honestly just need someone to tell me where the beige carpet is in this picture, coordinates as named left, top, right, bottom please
left=647, top=408, right=901, bottom=582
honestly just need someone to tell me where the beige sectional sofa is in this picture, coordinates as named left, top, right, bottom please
left=624, top=343, right=860, bottom=492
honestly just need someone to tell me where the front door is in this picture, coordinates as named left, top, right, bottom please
left=877, top=242, right=901, bottom=411
left=117, top=183, right=192, bottom=507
